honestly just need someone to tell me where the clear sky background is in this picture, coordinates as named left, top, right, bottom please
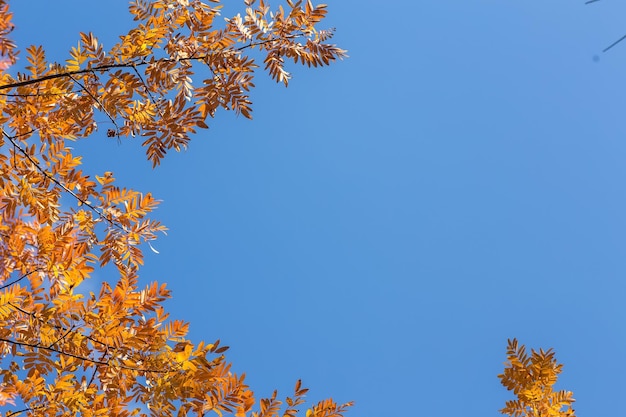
left=7, top=1, right=626, bottom=416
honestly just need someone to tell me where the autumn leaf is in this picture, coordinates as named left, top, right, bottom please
left=0, top=1, right=349, bottom=416
left=499, top=339, right=576, bottom=417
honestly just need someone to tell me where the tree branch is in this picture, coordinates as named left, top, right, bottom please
left=0, top=34, right=303, bottom=92
left=67, top=72, right=120, bottom=138
left=0, top=268, right=45, bottom=290
left=2, top=130, right=127, bottom=232
left=603, top=34, right=626, bottom=52
left=0, top=61, right=140, bottom=91
left=6, top=404, right=46, bottom=417
left=0, top=337, right=169, bottom=374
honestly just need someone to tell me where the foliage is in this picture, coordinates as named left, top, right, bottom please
left=498, top=339, right=575, bottom=417
left=0, top=0, right=349, bottom=416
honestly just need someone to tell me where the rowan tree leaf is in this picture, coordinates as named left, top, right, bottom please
left=499, top=339, right=576, bottom=417
left=0, top=0, right=349, bottom=416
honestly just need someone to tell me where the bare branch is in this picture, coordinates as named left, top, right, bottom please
left=603, top=34, right=626, bottom=52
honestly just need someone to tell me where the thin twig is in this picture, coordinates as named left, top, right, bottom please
left=603, top=34, right=626, bottom=52
left=7, top=301, right=178, bottom=377
left=2, top=130, right=126, bottom=232
left=6, top=404, right=46, bottom=417
left=8, top=301, right=111, bottom=350
left=0, top=35, right=304, bottom=92
left=67, top=72, right=120, bottom=137
left=130, top=63, right=166, bottom=120
left=88, top=350, right=110, bottom=388
left=0, top=267, right=44, bottom=290
left=0, top=61, right=140, bottom=91
left=47, top=325, right=74, bottom=349
left=0, top=337, right=168, bottom=373
left=0, top=90, right=76, bottom=97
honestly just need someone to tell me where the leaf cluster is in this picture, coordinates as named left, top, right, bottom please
left=0, top=1, right=349, bottom=416
left=0, top=0, right=346, bottom=167
left=498, top=339, right=576, bottom=417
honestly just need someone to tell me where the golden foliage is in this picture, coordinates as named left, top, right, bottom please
left=0, top=0, right=348, bottom=416
left=498, top=339, right=576, bottom=417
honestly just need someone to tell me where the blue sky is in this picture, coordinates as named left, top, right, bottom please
left=7, top=1, right=626, bottom=416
